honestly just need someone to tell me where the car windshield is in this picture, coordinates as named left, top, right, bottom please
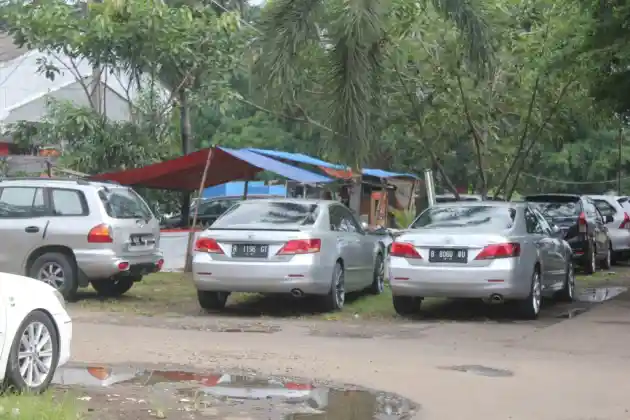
left=212, top=201, right=319, bottom=229
left=410, top=205, right=516, bottom=230
left=99, top=188, right=153, bottom=220
left=527, top=197, right=580, bottom=219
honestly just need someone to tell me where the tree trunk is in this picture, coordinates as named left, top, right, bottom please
left=179, top=89, right=193, bottom=227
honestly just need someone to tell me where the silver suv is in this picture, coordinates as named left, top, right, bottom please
left=0, top=177, right=163, bottom=299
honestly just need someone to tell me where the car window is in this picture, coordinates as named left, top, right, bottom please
left=593, top=199, right=616, bottom=218
left=329, top=206, right=343, bottom=231
left=212, top=201, right=319, bottom=229
left=528, top=196, right=581, bottom=221
left=525, top=208, right=543, bottom=234
left=410, top=205, right=516, bottom=231
left=584, top=199, right=598, bottom=219
left=51, top=189, right=88, bottom=216
left=331, top=206, right=362, bottom=233
left=532, top=208, right=552, bottom=234
left=0, top=187, right=47, bottom=218
left=99, top=188, right=153, bottom=220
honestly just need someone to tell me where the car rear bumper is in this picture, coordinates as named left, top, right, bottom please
left=192, top=253, right=334, bottom=295
left=608, top=228, right=630, bottom=252
left=75, top=249, right=164, bottom=279
left=388, top=257, right=529, bottom=299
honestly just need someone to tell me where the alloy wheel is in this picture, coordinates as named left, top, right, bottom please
left=606, top=246, right=611, bottom=267
left=334, top=268, right=345, bottom=308
left=376, top=258, right=385, bottom=293
left=18, top=321, right=54, bottom=388
left=591, top=248, right=596, bottom=273
left=532, top=272, right=542, bottom=314
left=37, top=262, right=65, bottom=289
left=567, top=263, right=575, bottom=299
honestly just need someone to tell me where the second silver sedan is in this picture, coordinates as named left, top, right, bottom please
left=192, top=199, right=387, bottom=312
left=389, top=202, right=574, bottom=319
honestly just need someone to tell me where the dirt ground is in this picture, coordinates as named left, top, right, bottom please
left=61, top=266, right=630, bottom=420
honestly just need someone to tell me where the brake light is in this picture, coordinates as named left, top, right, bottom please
left=578, top=211, right=588, bottom=233
left=278, top=239, right=321, bottom=255
left=285, top=382, right=313, bottom=390
left=475, top=243, right=521, bottom=260
left=390, top=242, right=422, bottom=259
left=194, top=237, right=224, bottom=254
left=87, top=224, right=113, bottom=243
left=620, top=212, right=630, bottom=229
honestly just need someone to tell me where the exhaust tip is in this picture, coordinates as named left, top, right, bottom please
left=490, top=294, right=504, bottom=304
left=290, top=288, right=304, bottom=298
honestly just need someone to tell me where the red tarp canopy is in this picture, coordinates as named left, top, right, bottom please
left=89, top=147, right=260, bottom=191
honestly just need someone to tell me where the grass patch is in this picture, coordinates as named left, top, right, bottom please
left=0, top=391, right=81, bottom=420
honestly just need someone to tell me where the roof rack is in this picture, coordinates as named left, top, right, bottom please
left=0, top=177, right=120, bottom=186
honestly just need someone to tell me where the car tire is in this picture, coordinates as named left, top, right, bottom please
left=322, top=262, right=345, bottom=312
left=197, top=291, right=229, bottom=311
left=369, top=253, right=385, bottom=295
left=91, top=276, right=134, bottom=297
left=514, top=268, right=542, bottom=320
left=555, top=262, right=576, bottom=302
left=392, top=296, right=422, bottom=317
left=29, top=252, right=78, bottom=301
left=584, top=242, right=597, bottom=275
left=4, top=310, right=60, bottom=394
left=600, top=242, right=612, bottom=270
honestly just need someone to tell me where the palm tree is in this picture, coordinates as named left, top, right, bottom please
left=255, top=0, right=493, bottom=169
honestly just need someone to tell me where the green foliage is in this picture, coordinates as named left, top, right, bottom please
left=391, top=208, right=416, bottom=228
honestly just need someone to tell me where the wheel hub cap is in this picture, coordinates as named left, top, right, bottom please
left=18, top=322, right=54, bottom=388
left=532, top=274, right=541, bottom=313
left=37, top=263, right=65, bottom=289
left=335, top=270, right=345, bottom=307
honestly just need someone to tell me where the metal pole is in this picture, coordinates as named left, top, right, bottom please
left=424, top=169, right=436, bottom=207
left=184, top=147, right=214, bottom=273
left=242, top=180, right=249, bottom=200
left=618, top=126, right=623, bottom=194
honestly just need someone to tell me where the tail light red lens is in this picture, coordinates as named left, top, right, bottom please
left=620, top=212, right=630, bottom=229
left=156, top=259, right=164, bottom=271
left=390, top=242, right=422, bottom=259
left=284, top=382, right=313, bottom=390
left=278, top=239, right=321, bottom=255
left=475, top=243, right=521, bottom=260
left=87, top=224, right=113, bottom=243
left=578, top=211, right=588, bottom=233
left=194, top=237, right=224, bottom=254
left=199, top=375, right=221, bottom=386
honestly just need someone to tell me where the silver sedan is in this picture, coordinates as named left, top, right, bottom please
left=388, top=202, right=575, bottom=319
left=192, top=199, right=388, bottom=312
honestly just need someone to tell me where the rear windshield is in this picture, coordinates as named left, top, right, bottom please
left=410, top=205, right=516, bottom=230
left=99, top=188, right=153, bottom=220
left=435, top=196, right=481, bottom=203
left=212, top=201, right=319, bottom=229
left=526, top=196, right=580, bottom=219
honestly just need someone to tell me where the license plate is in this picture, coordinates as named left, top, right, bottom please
left=429, top=248, right=468, bottom=263
left=130, top=234, right=155, bottom=246
left=232, top=244, right=269, bottom=258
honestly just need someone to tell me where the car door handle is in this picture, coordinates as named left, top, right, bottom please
left=24, top=226, right=40, bottom=233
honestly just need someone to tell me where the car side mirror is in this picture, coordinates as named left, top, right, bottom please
left=605, top=215, right=614, bottom=224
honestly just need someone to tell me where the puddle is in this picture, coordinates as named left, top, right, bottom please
left=576, top=287, right=627, bottom=303
left=53, top=365, right=419, bottom=420
left=439, top=365, right=514, bottom=377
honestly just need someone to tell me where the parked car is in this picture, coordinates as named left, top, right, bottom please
left=389, top=201, right=575, bottom=319
left=161, top=195, right=283, bottom=229
left=0, top=272, right=72, bottom=393
left=0, top=178, right=164, bottom=299
left=589, top=195, right=630, bottom=262
left=192, top=199, right=388, bottom=311
left=525, top=194, right=612, bottom=274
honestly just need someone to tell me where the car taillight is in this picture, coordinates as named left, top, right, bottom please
left=199, top=375, right=221, bottom=386
left=620, top=212, right=630, bottom=229
left=278, top=239, right=321, bottom=255
left=578, top=211, right=588, bottom=233
left=475, top=243, right=521, bottom=260
left=390, top=242, right=422, bottom=259
left=285, top=382, right=313, bottom=390
left=195, top=237, right=224, bottom=254
left=87, top=224, right=113, bottom=243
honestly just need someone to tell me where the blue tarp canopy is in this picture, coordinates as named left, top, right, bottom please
left=221, top=148, right=333, bottom=184
left=362, top=168, right=419, bottom=179
left=203, top=181, right=287, bottom=198
left=247, top=148, right=346, bottom=169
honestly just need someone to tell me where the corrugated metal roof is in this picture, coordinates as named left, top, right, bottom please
left=361, top=168, right=418, bottom=179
